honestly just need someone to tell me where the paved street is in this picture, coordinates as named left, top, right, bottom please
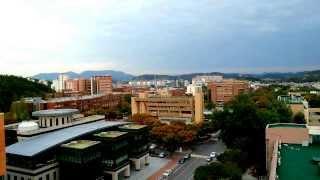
left=129, top=157, right=170, bottom=180
left=170, top=140, right=226, bottom=180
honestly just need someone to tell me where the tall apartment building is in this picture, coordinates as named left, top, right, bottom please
left=94, top=76, right=113, bottom=94
left=209, top=79, right=249, bottom=106
left=52, top=74, right=69, bottom=92
left=0, top=113, right=6, bottom=179
left=131, top=91, right=204, bottom=124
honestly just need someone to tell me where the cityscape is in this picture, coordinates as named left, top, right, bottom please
left=1, top=1, right=320, bottom=180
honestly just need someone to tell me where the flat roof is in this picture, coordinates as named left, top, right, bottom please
left=45, top=94, right=106, bottom=103
left=61, top=140, right=100, bottom=150
left=94, top=131, right=127, bottom=138
left=32, top=109, right=79, bottom=117
left=6, top=120, right=128, bottom=157
left=119, top=124, right=147, bottom=130
left=267, top=123, right=307, bottom=129
left=277, top=144, right=320, bottom=180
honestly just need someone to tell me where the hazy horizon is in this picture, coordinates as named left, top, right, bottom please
left=1, top=0, right=320, bottom=76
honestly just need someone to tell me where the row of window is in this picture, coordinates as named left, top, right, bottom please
left=39, top=117, right=71, bottom=127
left=6, top=171, right=56, bottom=180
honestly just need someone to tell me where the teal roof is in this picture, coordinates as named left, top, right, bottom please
left=277, top=144, right=320, bottom=180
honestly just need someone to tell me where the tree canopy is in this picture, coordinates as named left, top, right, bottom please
left=0, top=75, right=53, bottom=112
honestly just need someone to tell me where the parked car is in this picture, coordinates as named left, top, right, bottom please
left=162, top=169, right=172, bottom=177
left=178, top=158, right=186, bottom=164
left=210, top=152, right=216, bottom=158
left=206, top=156, right=213, bottom=162
left=184, top=153, right=191, bottom=159
left=159, top=152, right=168, bottom=158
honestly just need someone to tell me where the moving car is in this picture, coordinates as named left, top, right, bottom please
left=206, top=156, right=213, bottom=162
left=162, top=169, right=173, bottom=177
left=159, top=152, right=168, bottom=158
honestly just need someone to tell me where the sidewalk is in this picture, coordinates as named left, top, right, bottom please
left=147, top=154, right=180, bottom=180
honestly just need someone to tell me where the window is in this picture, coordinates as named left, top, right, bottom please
left=56, top=118, right=58, bottom=126
left=46, top=174, right=50, bottom=180
left=7, top=174, right=10, bottom=180
left=50, top=119, right=52, bottom=126
left=62, top=118, right=64, bottom=124
left=53, top=172, right=56, bottom=180
left=38, top=177, right=42, bottom=180
left=21, top=177, right=24, bottom=180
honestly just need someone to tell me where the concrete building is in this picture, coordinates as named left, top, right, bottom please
left=94, top=76, right=113, bottom=94
left=51, top=74, right=69, bottom=92
left=186, top=84, right=202, bottom=96
left=43, top=94, right=122, bottom=115
left=265, top=123, right=320, bottom=180
left=277, top=95, right=305, bottom=115
left=131, top=92, right=204, bottom=124
left=0, top=113, right=6, bottom=179
left=209, top=79, right=249, bottom=106
left=192, top=75, right=223, bottom=86
left=5, top=120, right=150, bottom=180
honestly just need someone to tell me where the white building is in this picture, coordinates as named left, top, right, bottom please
left=186, top=84, right=202, bottom=95
left=192, top=75, right=223, bottom=86
left=51, top=74, right=69, bottom=92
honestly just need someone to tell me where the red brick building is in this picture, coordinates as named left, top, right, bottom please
left=209, top=79, right=249, bottom=105
left=94, top=76, right=113, bottom=94
left=43, top=94, right=121, bottom=114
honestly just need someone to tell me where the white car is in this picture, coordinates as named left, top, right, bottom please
left=210, top=152, right=216, bottom=158
left=162, top=169, right=172, bottom=177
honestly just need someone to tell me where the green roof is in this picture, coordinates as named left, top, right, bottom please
left=94, top=131, right=127, bottom=138
left=119, top=124, right=147, bottom=130
left=61, top=140, right=100, bottom=150
left=268, top=124, right=307, bottom=128
left=277, top=144, right=320, bottom=180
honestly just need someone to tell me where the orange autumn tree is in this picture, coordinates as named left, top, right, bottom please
left=151, top=121, right=198, bottom=151
left=130, top=113, right=159, bottom=126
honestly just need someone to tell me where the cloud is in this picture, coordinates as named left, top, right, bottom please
left=0, top=0, right=320, bottom=76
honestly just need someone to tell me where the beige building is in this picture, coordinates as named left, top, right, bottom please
left=131, top=91, right=204, bottom=124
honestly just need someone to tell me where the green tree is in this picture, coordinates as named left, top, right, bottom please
left=194, top=162, right=242, bottom=180
left=9, top=101, right=30, bottom=122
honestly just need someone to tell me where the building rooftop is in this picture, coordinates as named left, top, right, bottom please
left=119, top=124, right=147, bottom=130
left=267, top=123, right=307, bottom=129
left=61, top=140, right=100, bottom=150
left=6, top=120, right=128, bottom=157
left=94, top=131, right=127, bottom=138
left=32, top=109, right=79, bottom=117
left=277, top=144, right=320, bottom=180
left=45, top=94, right=106, bottom=103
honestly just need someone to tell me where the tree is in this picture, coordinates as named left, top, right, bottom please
left=194, top=162, right=242, bottom=180
left=151, top=121, right=198, bottom=151
left=130, top=113, right=159, bottom=126
left=293, top=112, right=306, bottom=124
left=9, top=101, right=30, bottom=122
left=213, top=88, right=292, bottom=175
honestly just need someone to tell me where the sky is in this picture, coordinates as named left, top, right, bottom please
left=1, top=0, right=320, bottom=76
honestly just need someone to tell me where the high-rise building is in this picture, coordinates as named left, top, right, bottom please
left=209, top=79, right=249, bottom=106
left=93, top=76, right=113, bottom=95
left=51, top=74, right=69, bottom=92
left=192, top=75, right=223, bottom=86
left=131, top=91, right=204, bottom=124
left=0, top=113, right=6, bottom=179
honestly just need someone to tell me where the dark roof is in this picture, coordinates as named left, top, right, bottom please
left=6, top=120, right=128, bottom=157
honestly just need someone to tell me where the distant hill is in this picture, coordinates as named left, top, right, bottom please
left=0, top=75, right=53, bottom=112
left=134, top=70, right=320, bottom=82
left=33, top=70, right=134, bottom=81
left=33, top=69, right=320, bottom=82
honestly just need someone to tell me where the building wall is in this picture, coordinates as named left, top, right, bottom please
left=131, top=93, right=204, bottom=124
left=45, top=94, right=121, bottom=114
left=95, top=76, right=112, bottom=94
left=289, top=104, right=304, bottom=115
left=209, top=80, right=249, bottom=105
left=0, top=113, right=6, bottom=177
left=265, top=126, right=309, bottom=173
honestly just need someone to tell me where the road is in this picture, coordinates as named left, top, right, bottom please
left=169, top=140, right=226, bottom=180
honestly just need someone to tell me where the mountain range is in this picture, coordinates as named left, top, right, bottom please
left=33, top=70, right=320, bottom=82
